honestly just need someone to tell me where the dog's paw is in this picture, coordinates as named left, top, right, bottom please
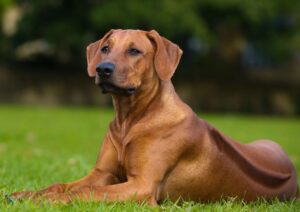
left=9, top=191, right=35, bottom=201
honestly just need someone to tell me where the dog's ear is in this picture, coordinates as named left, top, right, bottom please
left=86, top=29, right=114, bottom=77
left=147, top=30, right=183, bottom=81
left=86, top=40, right=100, bottom=77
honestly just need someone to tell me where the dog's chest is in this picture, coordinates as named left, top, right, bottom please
left=111, top=137, right=129, bottom=181
left=111, top=125, right=153, bottom=180
left=110, top=127, right=135, bottom=173
left=117, top=162, right=128, bottom=182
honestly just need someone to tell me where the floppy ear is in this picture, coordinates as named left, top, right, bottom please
left=147, top=30, right=183, bottom=81
left=86, top=29, right=114, bottom=77
left=86, top=40, right=100, bottom=77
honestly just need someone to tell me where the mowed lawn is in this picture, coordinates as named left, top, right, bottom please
left=0, top=105, right=299, bottom=211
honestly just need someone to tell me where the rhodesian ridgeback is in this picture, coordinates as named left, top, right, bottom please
left=11, top=29, right=298, bottom=205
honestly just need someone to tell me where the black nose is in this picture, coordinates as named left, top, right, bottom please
left=96, top=62, right=115, bottom=78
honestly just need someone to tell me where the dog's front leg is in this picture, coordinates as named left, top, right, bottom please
left=10, top=169, right=119, bottom=202
left=35, top=167, right=119, bottom=195
left=40, top=179, right=158, bottom=206
left=10, top=135, right=119, bottom=200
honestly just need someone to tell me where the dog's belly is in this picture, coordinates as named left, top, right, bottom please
left=157, top=150, right=246, bottom=202
left=157, top=139, right=298, bottom=202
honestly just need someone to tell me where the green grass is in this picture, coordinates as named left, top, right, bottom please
left=0, top=105, right=299, bottom=211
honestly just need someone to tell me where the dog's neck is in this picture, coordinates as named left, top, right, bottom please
left=112, top=80, right=159, bottom=125
left=111, top=80, right=173, bottom=129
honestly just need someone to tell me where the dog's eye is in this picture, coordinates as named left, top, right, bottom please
left=128, top=48, right=142, bottom=56
left=101, top=46, right=109, bottom=54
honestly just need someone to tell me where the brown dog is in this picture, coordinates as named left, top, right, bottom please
left=12, top=29, right=298, bottom=205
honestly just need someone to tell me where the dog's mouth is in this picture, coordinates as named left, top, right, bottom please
left=98, top=82, right=136, bottom=96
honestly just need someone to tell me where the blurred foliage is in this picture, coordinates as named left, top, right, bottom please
left=0, top=0, right=300, bottom=72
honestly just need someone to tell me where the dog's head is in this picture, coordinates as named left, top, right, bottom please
left=86, top=29, right=182, bottom=96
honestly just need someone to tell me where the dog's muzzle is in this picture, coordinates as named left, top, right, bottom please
left=95, top=62, right=136, bottom=96
left=99, top=82, right=136, bottom=96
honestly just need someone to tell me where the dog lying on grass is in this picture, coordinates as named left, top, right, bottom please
left=11, top=29, right=299, bottom=205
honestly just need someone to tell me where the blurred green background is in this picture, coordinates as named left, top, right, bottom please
left=0, top=0, right=300, bottom=115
